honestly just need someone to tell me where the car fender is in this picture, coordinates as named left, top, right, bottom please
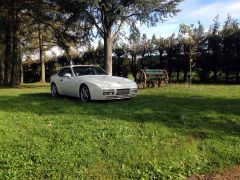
left=78, top=81, right=103, bottom=100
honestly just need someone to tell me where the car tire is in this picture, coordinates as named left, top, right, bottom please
left=51, top=83, right=59, bottom=97
left=80, top=84, right=91, bottom=103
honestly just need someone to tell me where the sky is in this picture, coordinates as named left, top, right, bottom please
left=139, top=0, right=240, bottom=38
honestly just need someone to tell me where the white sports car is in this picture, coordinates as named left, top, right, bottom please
left=50, top=65, right=138, bottom=102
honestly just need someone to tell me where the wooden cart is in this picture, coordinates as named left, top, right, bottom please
left=137, top=69, right=169, bottom=88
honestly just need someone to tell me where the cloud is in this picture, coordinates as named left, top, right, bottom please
left=190, top=1, right=240, bottom=18
left=139, top=22, right=179, bottom=38
left=139, top=0, right=240, bottom=38
left=178, top=0, right=240, bottom=26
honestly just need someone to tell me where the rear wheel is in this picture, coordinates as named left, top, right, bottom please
left=80, top=85, right=91, bottom=103
left=51, top=83, right=59, bottom=97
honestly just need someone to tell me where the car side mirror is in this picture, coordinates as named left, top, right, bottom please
left=64, top=73, right=72, bottom=79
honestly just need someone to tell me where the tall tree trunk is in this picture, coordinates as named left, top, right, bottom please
left=237, top=48, right=240, bottom=83
left=183, top=70, right=187, bottom=83
left=10, top=0, right=21, bottom=87
left=104, top=30, right=112, bottom=75
left=0, top=49, right=4, bottom=85
left=38, top=24, right=45, bottom=83
left=65, top=48, right=72, bottom=65
left=4, top=0, right=12, bottom=86
left=168, top=70, right=172, bottom=83
left=131, top=55, right=137, bottom=82
left=189, top=51, right=192, bottom=86
left=176, top=70, right=180, bottom=82
left=0, top=3, right=5, bottom=85
left=0, top=31, right=5, bottom=85
left=117, top=55, right=121, bottom=76
left=213, top=69, right=217, bottom=83
left=235, top=70, right=239, bottom=83
left=149, top=53, right=152, bottom=67
left=5, top=36, right=11, bottom=86
left=21, top=64, right=24, bottom=83
left=159, top=50, right=163, bottom=68
left=168, top=53, right=172, bottom=83
left=141, top=54, right=144, bottom=69
left=226, top=70, right=229, bottom=83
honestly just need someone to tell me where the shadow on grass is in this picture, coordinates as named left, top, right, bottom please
left=18, top=84, right=50, bottom=89
left=1, top=92, right=240, bottom=138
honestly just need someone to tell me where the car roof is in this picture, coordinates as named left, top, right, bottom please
left=61, top=65, right=98, bottom=68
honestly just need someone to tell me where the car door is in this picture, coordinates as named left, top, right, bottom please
left=58, top=68, right=77, bottom=97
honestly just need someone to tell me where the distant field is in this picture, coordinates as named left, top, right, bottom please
left=0, top=83, right=240, bottom=179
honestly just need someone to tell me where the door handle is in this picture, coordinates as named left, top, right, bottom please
left=60, top=79, right=63, bottom=82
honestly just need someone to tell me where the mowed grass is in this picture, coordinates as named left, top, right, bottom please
left=1, top=83, right=240, bottom=179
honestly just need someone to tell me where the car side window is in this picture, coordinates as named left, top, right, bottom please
left=58, top=68, right=73, bottom=77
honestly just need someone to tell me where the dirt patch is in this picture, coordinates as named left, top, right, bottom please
left=189, top=166, right=240, bottom=180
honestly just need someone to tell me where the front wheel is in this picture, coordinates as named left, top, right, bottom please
left=51, top=83, right=59, bottom=97
left=80, top=85, right=91, bottom=103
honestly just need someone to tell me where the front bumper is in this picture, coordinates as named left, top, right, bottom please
left=104, top=88, right=137, bottom=100
left=91, top=88, right=138, bottom=100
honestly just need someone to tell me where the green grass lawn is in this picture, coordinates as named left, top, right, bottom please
left=1, top=84, right=240, bottom=179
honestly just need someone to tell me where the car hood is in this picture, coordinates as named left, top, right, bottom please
left=77, top=75, right=137, bottom=88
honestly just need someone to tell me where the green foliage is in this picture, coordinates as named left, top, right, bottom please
left=1, top=84, right=240, bottom=178
left=51, top=0, right=183, bottom=73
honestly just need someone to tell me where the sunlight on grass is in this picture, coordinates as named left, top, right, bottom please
left=0, top=84, right=240, bottom=179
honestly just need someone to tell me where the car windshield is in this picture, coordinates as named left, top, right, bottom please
left=72, top=66, right=108, bottom=76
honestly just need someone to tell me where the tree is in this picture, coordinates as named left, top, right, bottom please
left=154, top=36, right=166, bottom=68
left=25, top=0, right=90, bottom=82
left=113, top=43, right=126, bottom=76
left=207, top=16, right=222, bottom=82
left=222, top=15, right=239, bottom=82
left=148, top=34, right=157, bottom=65
left=139, top=33, right=149, bottom=68
left=193, top=21, right=208, bottom=82
left=21, top=1, right=53, bottom=83
left=95, top=39, right=104, bottom=66
left=166, top=33, right=176, bottom=82
left=53, top=0, right=183, bottom=75
left=0, top=4, right=6, bottom=85
left=232, top=29, right=240, bottom=82
left=0, top=0, right=23, bottom=87
left=178, top=24, right=197, bottom=85
left=128, top=31, right=141, bottom=81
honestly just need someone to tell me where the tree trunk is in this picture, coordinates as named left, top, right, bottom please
left=20, top=62, right=23, bottom=84
left=4, top=0, right=12, bottom=86
left=183, top=70, right=187, bottom=83
left=159, top=50, right=163, bottom=68
left=10, top=0, right=21, bottom=87
left=176, top=71, right=180, bottom=82
left=104, top=30, right=113, bottom=75
left=213, top=69, right=218, bottom=83
left=189, top=55, right=192, bottom=86
left=236, top=70, right=239, bottom=83
left=168, top=53, right=172, bottom=83
left=226, top=70, right=229, bottom=83
left=0, top=32, right=5, bottom=85
left=237, top=48, right=240, bottom=83
left=168, top=70, right=172, bottom=83
left=117, top=55, right=121, bottom=76
left=0, top=50, right=4, bottom=86
left=141, top=54, right=144, bottom=69
left=65, top=48, right=72, bottom=65
left=0, top=3, right=5, bottom=85
left=131, top=55, right=137, bottom=82
left=38, top=24, right=45, bottom=83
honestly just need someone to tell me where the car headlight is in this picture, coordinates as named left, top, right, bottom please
left=132, top=88, right=138, bottom=93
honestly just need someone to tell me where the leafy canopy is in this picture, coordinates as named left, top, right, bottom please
left=53, top=0, right=183, bottom=39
